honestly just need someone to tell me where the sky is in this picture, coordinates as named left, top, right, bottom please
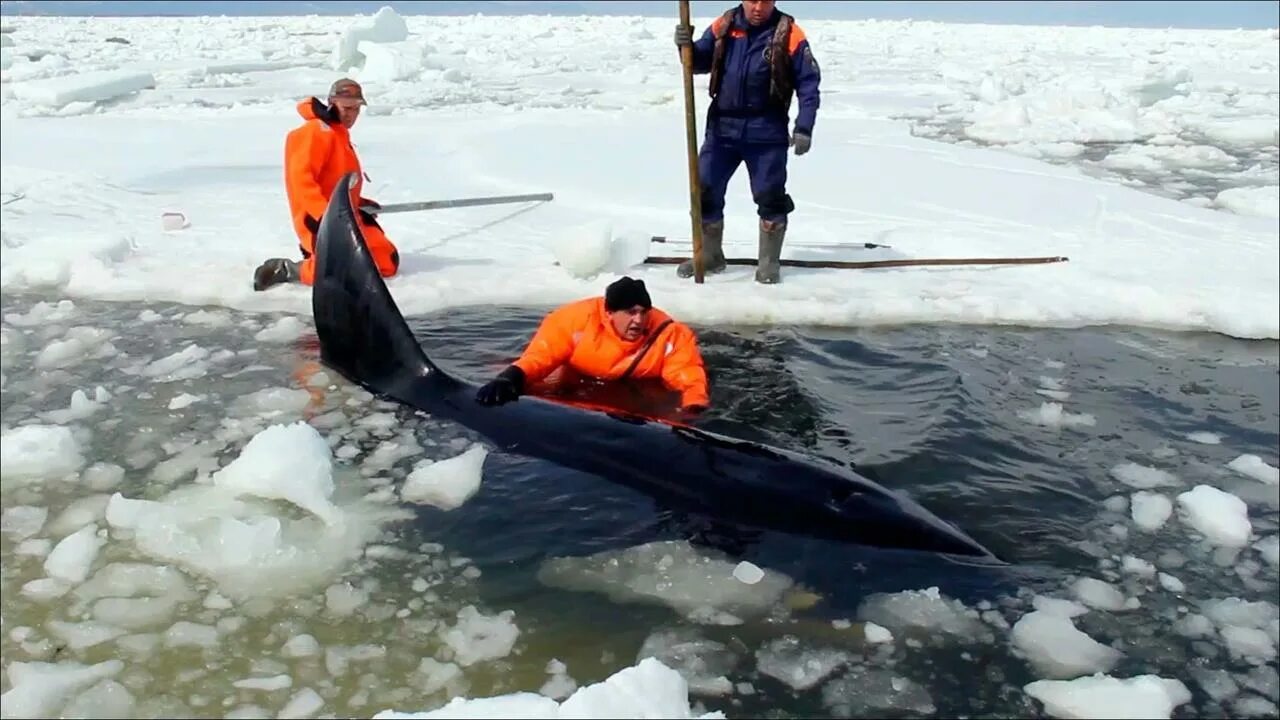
left=0, top=0, right=1277, bottom=30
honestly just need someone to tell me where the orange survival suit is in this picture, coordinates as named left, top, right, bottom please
left=511, top=296, right=711, bottom=410
left=284, top=97, right=400, bottom=285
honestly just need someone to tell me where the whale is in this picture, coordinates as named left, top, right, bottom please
left=310, top=172, right=997, bottom=560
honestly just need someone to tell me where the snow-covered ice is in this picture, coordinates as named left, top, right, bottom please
left=0, top=6, right=1276, bottom=720
left=1, top=11, right=1276, bottom=340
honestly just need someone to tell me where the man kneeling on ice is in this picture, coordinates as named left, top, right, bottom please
left=475, top=277, right=711, bottom=416
left=253, top=78, right=400, bottom=291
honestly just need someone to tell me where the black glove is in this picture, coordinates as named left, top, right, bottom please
left=674, top=24, right=693, bottom=48
left=475, top=365, right=525, bottom=407
left=792, top=131, right=811, bottom=156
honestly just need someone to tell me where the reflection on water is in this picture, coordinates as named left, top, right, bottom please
left=2, top=293, right=1277, bottom=718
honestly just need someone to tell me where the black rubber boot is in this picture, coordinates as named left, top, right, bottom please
left=755, top=219, right=786, bottom=284
left=677, top=220, right=728, bottom=279
left=253, top=258, right=300, bottom=291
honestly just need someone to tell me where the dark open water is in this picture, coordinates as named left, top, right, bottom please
left=1, top=292, right=1277, bottom=718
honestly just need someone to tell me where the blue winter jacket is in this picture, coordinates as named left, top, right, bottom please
left=688, top=6, right=821, bottom=145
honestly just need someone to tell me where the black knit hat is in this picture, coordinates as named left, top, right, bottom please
left=604, top=276, right=652, bottom=312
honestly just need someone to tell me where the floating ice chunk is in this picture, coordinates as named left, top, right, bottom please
left=167, top=393, right=205, bottom=410
left=379, top=657, right=722, bottom=719
left=401, top=445, right=488, bottom=511
left=0, top=660, right=125, bottom=718
left=1012, top=611, right=1122, bottom=680
left=550, top=220, right=614, bottom=279
left=1130, top=492, right=1172, bottom=532
left=1120, top=556, right=1156, bottom=578
left=43, top=523, right=104, bottom=584
left=412, top=658, right=463, bottom=697
left=755, top=636, right=850, bottom=691
left=1177, top=485, right=1251, bottom=548
left=46, top=620, right=126, bottom=651
left=1071, top=578, right=1127, bottom=612
left=637, top=627, right=738, bottom=697
left=231, top=387, right=312, bottom=418
left=1157, top=573, right=1184, bottom=593
left=325, top=582, right=369, bottom=617
left=1033, top=596, right=1090, bottom=619
left=254, top=316, right=308, bottom=343
left=11, top=69, right=154, bottom=108
left=163, top=621, right=218, bottom=649
left=22, top=577, right=71, bottom=601
left=210, top=422, right=340, bottom=525
left=47, top=494, right=110, bottom=537
left=1226, top=454, right=1279, bottom=485
left=1, top=424, right=85, bottom=483
left=536, top=540, right=794, bottom=621
left=856, top=586, right=991, bottom=643
left=732, top=561, right=764, bottom=585
left=34, top=327, right=115, bottom=370
left=40, top=387, right=109, bottom=424
left=1110, top=463, right=1179, bottom=489
left=182, top=309, right=233, bottom=327
left=81, top=462, right=124, bottom=491
left=1220, top=626, right=1277, bottom=663
left=60, top=679, right=134, bottom=718
left=2, top=505, right=48, bottom=540
left=1025, top=673, right=1191, bottom=719
left=1253, top=535, right=1279, bottom=567
left=5, top=299, right=77, bottom=327
left=439, top=605, right=519, bottom=667
left=1185, top=431, right=1221, bottom=445
left=282, top=634, right=321, bottom=658
left=278, top=687, right=325, bottom=719
left=233, top=674, right=293, bottom=691
left=140, top=343, right=211, bottom=382
left=821, top=667, right=935, bottom=717
left=864, top=621, right=894, bottom=644
left=1018, top=402, right=1095, bottom=428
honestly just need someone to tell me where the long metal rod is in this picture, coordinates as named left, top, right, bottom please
left=364, top=192, right=554, bottom=215
left=643, top=255, right=1070, bottom=270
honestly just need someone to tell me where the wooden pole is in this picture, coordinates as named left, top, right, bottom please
left=678, top=0, right=706, bottom=284
left=642, top=255, right=1070, bottom=270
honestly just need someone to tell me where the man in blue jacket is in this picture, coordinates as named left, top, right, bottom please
left=674, top=0, right=821, bottom=284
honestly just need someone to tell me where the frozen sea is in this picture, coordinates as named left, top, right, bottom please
left=1, top=8, right=1277, bottom=719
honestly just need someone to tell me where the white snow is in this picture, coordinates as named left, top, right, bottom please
left=401, top=445, right=488, bottom=511
left=0, top=16, right=1275, bottom=340
left=1176, top=484, right=1252, bottom=548
left=1025, top=673, right=1192, bottom=719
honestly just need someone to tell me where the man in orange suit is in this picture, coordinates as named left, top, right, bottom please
left=475, top=277, right=711, bottom=415
left=254, top=78, right=400, bottom=291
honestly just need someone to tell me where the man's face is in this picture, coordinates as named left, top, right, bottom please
left=331, top=97, right=363, bottom=128
left=742, top=0, right=776, bottom=25
left=609, top=306, right=648, bottom=342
